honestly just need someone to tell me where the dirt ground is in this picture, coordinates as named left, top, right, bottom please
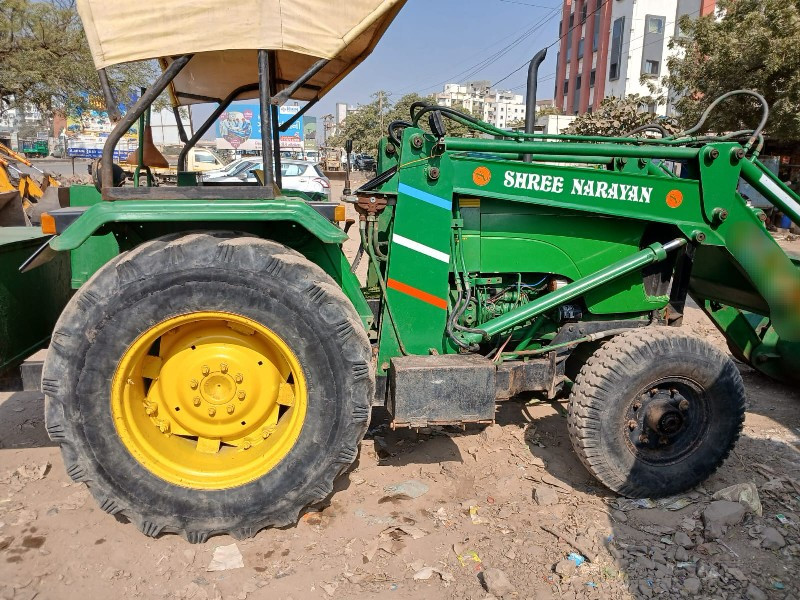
left=1, top=175, right=799, bottom=600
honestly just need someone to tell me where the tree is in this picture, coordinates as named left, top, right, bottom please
left=329, top=91, right=482, bottom=154
left=666, top=0, right=800, bottom=139
left=566, top=94, right=679, bottom=137
left=0, top=0, right=158, bottom=124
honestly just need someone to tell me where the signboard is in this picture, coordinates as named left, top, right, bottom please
left=65, top=94, right=138, bottom=160
left=303, top=116, right=317, bottom=150
left=215, top=102, right=303, bottom=151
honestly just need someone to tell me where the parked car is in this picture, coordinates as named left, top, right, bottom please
left=353, top=153, right=376, bottom=171
left=203, top=159, right=331, bottom=198
left=200, top=157, right=257, bottom=181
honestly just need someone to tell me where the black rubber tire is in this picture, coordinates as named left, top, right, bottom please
left=567, top=327, right=745, bottom=498
left=42, top=232, right=374, bottom=542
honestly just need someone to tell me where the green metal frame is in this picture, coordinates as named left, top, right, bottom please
left=39, top=118, right=800, bottom=385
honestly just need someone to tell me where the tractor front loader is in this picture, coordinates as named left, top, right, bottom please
left=20, top=0, right=800, bottom=541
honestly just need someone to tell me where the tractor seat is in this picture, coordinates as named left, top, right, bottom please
left=124, top=126, right=169, bottom=169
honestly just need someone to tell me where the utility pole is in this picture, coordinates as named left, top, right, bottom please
left=378, top=91, right=384, bottom=135
left=376, top=91, right=390, bottom=136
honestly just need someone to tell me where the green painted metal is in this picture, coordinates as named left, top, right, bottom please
left=468, top=200, right=669, bottom=315
left=42, top=113, right=800, bottom=386
left=360, top=126, right=800, bottom=383
left=445, top=137, right=701, bottom=160
left=461, top=241, right=681, bottom=343
left=49, top=196, right=347, bottom=253
left=68, top=186, right=119, bottom=288
left=0, top=227, right=71, bottom=372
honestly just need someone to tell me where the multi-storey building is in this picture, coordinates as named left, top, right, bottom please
left=554, top=0, right=716, bottom=116
left=435, top=81, right=527, bottom=129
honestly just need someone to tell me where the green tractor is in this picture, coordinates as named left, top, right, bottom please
left=23, top=0, right=800, bottom=541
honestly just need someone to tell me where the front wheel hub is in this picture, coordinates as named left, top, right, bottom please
left=644, top=399, right=685, bottom=435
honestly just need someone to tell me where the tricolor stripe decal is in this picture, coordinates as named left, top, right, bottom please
left=387, top=278, right=448, bottom=310
left=398, top=183, right=453, bottom=211
left=392, top=234, right=450, bottom=263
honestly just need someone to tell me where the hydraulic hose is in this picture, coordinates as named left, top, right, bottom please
left=360, top=223, right=408, bottom=355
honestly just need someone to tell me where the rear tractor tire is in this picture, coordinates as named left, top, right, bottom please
left=567, top=327, right=745, bottom=498
left=43, top=232, right=374, bottom=541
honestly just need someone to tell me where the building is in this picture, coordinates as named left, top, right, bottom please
left=554, top=0, right=716, bottom=116
left=0, top=101, right=46, bottom=148
left=435, top=81, right=527, bottom=129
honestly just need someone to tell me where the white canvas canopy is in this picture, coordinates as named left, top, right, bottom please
left=76, top=0, right=406, bottom=105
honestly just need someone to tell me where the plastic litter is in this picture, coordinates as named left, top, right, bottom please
left=206, top=543, right=244, bottom=571
left=469, top=505, right=487, bottom=524
left=567, top=553, right=585, bottom=567
left=776, top=513, right=792, bottom=525
left=712, top=482, right=762, bottom=516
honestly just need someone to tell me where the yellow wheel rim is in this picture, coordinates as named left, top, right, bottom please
left=110, top=311, right=307, bottom=489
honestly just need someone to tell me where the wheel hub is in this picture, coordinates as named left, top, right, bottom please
left=202, top=372, right=236, bottom=404
left=643, top=398, right=685, bottom=435
left=624, top=381, right=706, bottom=464
left=110, top=311, right=306, bottom=489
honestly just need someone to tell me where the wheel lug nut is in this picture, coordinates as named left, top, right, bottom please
left=633, top=401, right=641, bottom=410
left=238, top=391, right=246, bottom=401
left=189, top=379, right=198, bottom=390
left=208, top=407, right=216, bottom=417
left=670, top=388, right=678, bottom=396
left=234, top=373, right=243, bottom=384
left=679, top=399, right=690, bottom=411
left=145, top=404, right=158, bottom=416
left=628, top=420, right=637, bottom=431
left=220, top=363, right=228, bottom=374
left=158, top=420, right=170, bottom=434
left=243, top=440, right=252, bottom=450
left=262, top=429, right=269, bottom=439
left=202, top=365, right=210, bottom=376
left=649, top=388, right=658, bottom=396
left=193, top=397, right=201, bottom=407
left=639, top=434, right=649, bottom=444
left=227, top=404, right=235, bottom=414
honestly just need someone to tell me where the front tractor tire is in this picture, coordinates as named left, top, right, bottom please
left=567, top=328, right=745, bottom=498
left=43, top=232, right=373, bottom=541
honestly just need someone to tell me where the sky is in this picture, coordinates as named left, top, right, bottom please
left=194, top=0, right=564, bottom=138
left=307, top=0, right=564, bottom=118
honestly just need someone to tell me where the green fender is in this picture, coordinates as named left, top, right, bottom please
left=49, top=197, right=347, bottom=252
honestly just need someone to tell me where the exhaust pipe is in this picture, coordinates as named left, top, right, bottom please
left=523, top=48, right=547, bottom=163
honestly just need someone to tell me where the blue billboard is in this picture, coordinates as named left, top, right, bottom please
left=216, top=102, right=303, bottom=151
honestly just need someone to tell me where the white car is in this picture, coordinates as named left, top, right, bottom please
left=200, top=157, right=257, bottom=180
left=204, top=159, right=330, bottom=198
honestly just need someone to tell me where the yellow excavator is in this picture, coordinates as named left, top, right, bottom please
left=0, top=142, right=60, bottom=199
left=0, top=142, right=60, bottom=225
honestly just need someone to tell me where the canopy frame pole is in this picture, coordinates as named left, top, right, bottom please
left=98, top=69, right=123, bottom=122
left=172, top=106, right=189, bottom=144
left=272, top=58, right=329, bottom=106
left=269, top=50, right=282, bottom=189
left=258, top=49, right=276, bottom=194
left=177, top=83, right=259, bottom=171
left=100, top=54, right=193, bottom=191
left=279, top=97, right=319, bottom=132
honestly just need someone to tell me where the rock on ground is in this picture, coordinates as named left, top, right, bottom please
left=482, top=568, right=515, bottom=598
left=533, top=485, right=559, bottom=506
left=702, top=500, right=746, bottom=539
